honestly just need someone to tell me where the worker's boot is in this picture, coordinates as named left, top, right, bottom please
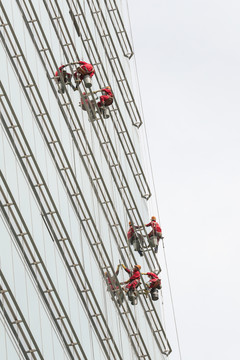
left=138, top=249, right=143, bottom=256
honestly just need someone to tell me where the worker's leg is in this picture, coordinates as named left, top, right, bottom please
left=66, top=82, right=76, bottom=90
left=126, top=280, right=137, bottom=292
left=97, top=95, right=105, bottom=108
left=97, top=95, right=113, bottom=107
left=138, top=249, right=143, bottom=256
left=129, top=235, right=134, bottom=246
left=155, top=235, right=162, bottom=253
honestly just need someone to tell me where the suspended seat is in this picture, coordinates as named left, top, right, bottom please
left=151, top=288, right=159, bottom=301
left=128, top=289, right=138, bottom=305
left=131, top=233, right=144, bottom=256
left=148, top=235, right=158, bottom=247
left=100, top=106, right=110, bottom=119
left=83, top=74, right=92, bottom=88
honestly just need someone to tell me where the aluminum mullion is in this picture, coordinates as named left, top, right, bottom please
left=30, top=0, right=163, bottom=299
left=36, top=1, right=158, bottom=291
left=0, top=172, right=89, bottom=360
left=11, top=4, right=171, bottom=354
left=0, top=206, right=81, bottom=360
left=85, top=0, right=140, bottom=124
left=45, top=0, right=148, bottom=199
left=0, top=9, right=153, bottom=357
left=3, top=60, right=151, bottom=360
left=103, top=0, right=134, bottom=59
left=0, top=97, right=150, bottom=360
left=1, top=3, right=171, bottom=354
left=85, top=104, right=172, bottom=354
left=0, top=85, right=124, bottom=360
left=35, top=0, right=157, bottom=269
left=0, top=269, right=44, bottom=360
left=83, top=0, right=142, bottom=127
left=0, top=24, right=159, bottom=360
left=39, top=3, right=171, bottom=355
left=50, top=0, right=151, bottom=200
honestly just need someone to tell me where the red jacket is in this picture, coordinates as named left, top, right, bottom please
left=147, top=272, right=159, bottom=279
left=102, top=88, right=113, bottom=97
left=127, top=226, right=134, bottom=240
left=55, top=65, right=72, bottom=80
left=145, top=220, right=162, bottom=233
left=77, top=61, right=95, bottom=77
left=147, top=272, right=161, bottom=289
left=127, top=225, right=141, bottom=240
left=124, top=268, right=140, bottom=282
left=55, top=65, right=64, bottom=76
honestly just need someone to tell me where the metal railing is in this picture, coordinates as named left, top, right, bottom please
left=0, top=267, right=44, bottom=360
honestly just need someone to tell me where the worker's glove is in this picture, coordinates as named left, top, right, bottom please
left=121, top=264, right=126, bottom=270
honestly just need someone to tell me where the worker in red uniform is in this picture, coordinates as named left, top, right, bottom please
left=145, top=216, right=162, bottom=253
left=121, top=264, right=141, bottom=294
left=94, top=86, right=114, bottom=108
left=141, top=271, right=161, bottom=296
left=72, top=61, right=95, bottom=88
left=54, top=65, right=75, bottom=93
left=127, top=221, right=143, bottom=256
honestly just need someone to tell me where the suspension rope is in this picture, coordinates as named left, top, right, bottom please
left=125, top=2, right=183, bottom=359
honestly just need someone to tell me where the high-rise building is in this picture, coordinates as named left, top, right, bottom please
left=0, top=1, right=171, bottom=359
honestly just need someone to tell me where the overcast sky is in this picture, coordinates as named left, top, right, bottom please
left=128, top=1, right=240, bottom=359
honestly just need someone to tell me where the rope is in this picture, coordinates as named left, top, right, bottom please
left=162, top=242, right=183, bottom=360
left=126, top=2, right=183, bottom=359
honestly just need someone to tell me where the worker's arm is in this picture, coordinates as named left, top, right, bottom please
left=115, top=264, right=120, bottom=276
left=145, top=222, right=151, bottom=227
left=61, top=63, right=74, bottom=68
left=147, top=272, right=159, bottom=279
left=58, top=64, right=67, bottom=72
left=121, top=264, right=130, bottom=274
left=120, top=280, right=130, bottom=285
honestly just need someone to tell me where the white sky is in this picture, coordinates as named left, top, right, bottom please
left=128, top=1, right=240, bottom=359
